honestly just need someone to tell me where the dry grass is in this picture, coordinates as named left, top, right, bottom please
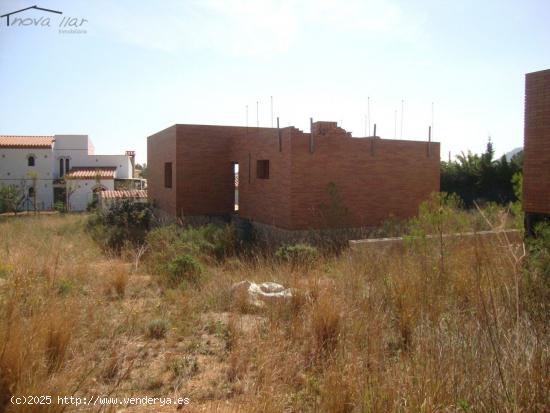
left=110, top=265, right=129, bottom=299
left=0, top=213, right=548, bottom=412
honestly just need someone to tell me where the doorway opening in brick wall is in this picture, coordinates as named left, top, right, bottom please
left=233, top=162, right=239, bottom=212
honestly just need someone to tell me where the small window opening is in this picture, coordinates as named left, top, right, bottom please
left=28, top=156, right=35, bottom=167
left=164, top=162, right=173, bottom=188
left=233, top=162, right=239, bottom=212
left=256, top=160, right=269, bottom=179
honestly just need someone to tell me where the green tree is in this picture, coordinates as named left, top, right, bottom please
left=135, top=163, right=147, bottom=179
left=440, top=139, right=522, bottom=207
left=87, top=199, right=153, bottom=253
left=0, top=184, right=25, bottom=215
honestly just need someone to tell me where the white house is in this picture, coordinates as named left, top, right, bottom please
left=0, top=135, right=144, bottom=211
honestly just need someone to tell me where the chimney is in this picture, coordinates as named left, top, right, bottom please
left=125, top=151, right=135, bottom=178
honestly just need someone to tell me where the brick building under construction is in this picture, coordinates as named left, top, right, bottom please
left=147, top=121, right=440, bottom=230
left=524, top=68, right=550, bottom=234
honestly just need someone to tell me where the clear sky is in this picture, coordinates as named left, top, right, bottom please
left=1, top=0, right=549, bottom=163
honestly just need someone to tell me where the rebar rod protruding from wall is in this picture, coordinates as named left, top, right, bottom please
left=277, top=117, right=281, bottom=152
left=428, top=126, right=432, bottom=157
left=309, top=117, right=314, bottom=153
left=371, top=123, right=377, bottom=156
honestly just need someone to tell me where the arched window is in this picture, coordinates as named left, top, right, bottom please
left=59, top=158, right=64, bottom=177
left=28, top=156, right=35, bottom=167
left=28, top=187, right=35, bottom=197
left=65, top=158, right=70, bottom=174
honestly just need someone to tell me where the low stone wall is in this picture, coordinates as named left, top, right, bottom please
left=151, top=209, right=231, bottom=227
left=349, top=229, right=522, bottom=253
left=149, top=212, right=523, bottom=253
left=232, top=216, right=377, bottom=249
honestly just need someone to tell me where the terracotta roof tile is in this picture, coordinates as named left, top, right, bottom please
left=0, top=135, right=54, bottom=148
left=64, top=167, right=117, bottom=180
left=100, top=190, right=147, bottom=199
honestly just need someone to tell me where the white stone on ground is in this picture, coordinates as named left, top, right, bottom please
left=231, top=280, right=292, bottom=309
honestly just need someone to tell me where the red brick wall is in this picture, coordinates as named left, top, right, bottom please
left=523, top=69, right=550, bottom=215
left=175, top=125, right=237, bottom=216
left=288, top=124, right=440, bottom=229
left=147, top=125, right=177, bottom=215
left=148, top=122, right=440, bottom=229
left=230, top=127, right=293, bottom=228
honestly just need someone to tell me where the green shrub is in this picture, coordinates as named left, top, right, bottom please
left=53, top=201, right=66, bottom=213
left=275, top=243, right=319, bottom=268
left=168, top=356, right=199, bottom=379
left=147, top=319, right=168, bottom=339
left=146, top=225, right=188, bottom=276
left=167, top=254, right=203, bottom=287
left=147, top=224, right=235, bottom=262
left=179, top=224, right=236, bottom=260
left=145, top=224, right=235, bottom=286
left=0, top=184, right=25, bottom=214
left=57, top=279, right=73, bottom=296
left=86, top=198, right=98, bottom=212
left=407, top=192, right=468, bottom=239
left=510, top=172, right=524, bottom=230
left=528, top=223, right=550, bottom=278
left=523, top=223, right=550, bottom=327
left=87, top=200, right=152, bottom=253
left=0, top=262, right=11, bottom=279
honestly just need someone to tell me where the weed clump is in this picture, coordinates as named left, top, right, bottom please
left=110, top=267, right=129, bottom=298
left=44, top=320, right=71, bottom=373
left=147, top=224, right=235, bottom=263
left=311, top=295, right=341, bottom=357
left=168, top=254, right=203, bottom=287
left=168, top=355, right=199, bottom=379
left=523, top=223, right=550, bottom=326
left=56, top=279, right=73, bottom=296
left=101, top=353, right=120, bottom=381
left=275, top=243, right=319, bottom=268
left=146, top=223, right=235, bottom=286
left=179, top=224, right=236, bottom=260
left=147, top=319, right=168, bottom=339
left=0, top=262, right=11, bottom=279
